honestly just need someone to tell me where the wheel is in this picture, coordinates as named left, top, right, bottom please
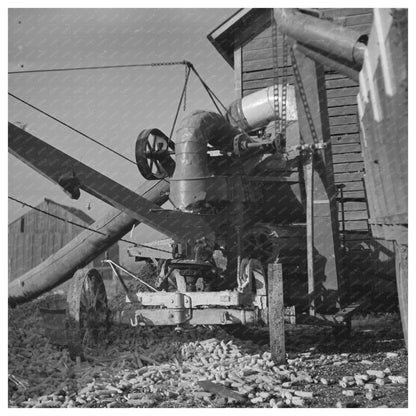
left=135, top=128, right=175, bottom=180
left=394, top=242, right=408, bottom=348
left=66, top=268, right=109, bottom=360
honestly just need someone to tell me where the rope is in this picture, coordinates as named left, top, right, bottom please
left=8, top=195, right=172, bottom=254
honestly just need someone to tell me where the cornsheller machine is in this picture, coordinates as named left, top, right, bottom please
left=8, top=9, right=408, bottom=360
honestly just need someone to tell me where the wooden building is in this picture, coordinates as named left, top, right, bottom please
left=8, top=198, right=119, bottom=284
left=208, top=8, right=396, bottom=303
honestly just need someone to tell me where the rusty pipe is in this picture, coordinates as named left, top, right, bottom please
left=275, top=8, right=367, bottom=68
left=8, top=179, right=169, bottom=307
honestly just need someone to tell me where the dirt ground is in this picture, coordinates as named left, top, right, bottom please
left=8, top=298, right=407, bottom=408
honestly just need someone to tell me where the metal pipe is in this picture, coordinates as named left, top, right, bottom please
left=170, top=110, right=239, bottom=211
left=227, top=84, right=297, bottom=131
left=294, top=43, right=360, bottom=82
left=8, top=180, right=169, bottom=306
left=104, top=259, right=159, bottom=292
left=275, top=8, right=367, bottom=68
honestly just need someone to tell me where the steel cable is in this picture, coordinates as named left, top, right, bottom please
left=8, top=195, right=172, bottom=254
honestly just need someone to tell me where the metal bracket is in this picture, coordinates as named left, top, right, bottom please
left=287, top=141, right=327, bottom=157
left=130, top=292, right=192, bottom=327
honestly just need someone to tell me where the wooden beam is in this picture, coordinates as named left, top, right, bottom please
left=234, top=45, right=243, bottom=99
left=304, top=155, right=315, bottom=316
left=268, top=263, right=285, bottom=364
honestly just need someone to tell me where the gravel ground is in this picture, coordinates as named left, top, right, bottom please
left=8, top=298, right=408, bottom=408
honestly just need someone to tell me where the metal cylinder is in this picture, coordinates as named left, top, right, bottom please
left=294, top=43, right=360, bottom=82
left=170, top=111, right=238, bottom=211
left=227, top=84, right=297, bottom=131
left=8, top=180, right=169, bottom=306
left=274, top=8, right=366, bottom=68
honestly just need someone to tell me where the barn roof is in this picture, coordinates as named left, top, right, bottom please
left=207, top=8, right=271, bottom=67
left=9, top=198, right=94, bottom=228
left=44, top=198, right=95, bottom=225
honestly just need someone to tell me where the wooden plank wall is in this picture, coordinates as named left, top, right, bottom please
left=238, top=9, right=374, bottom=251
left=8, top=200, right=119, bottom=282
left=357, top=9, right=407, bottom=244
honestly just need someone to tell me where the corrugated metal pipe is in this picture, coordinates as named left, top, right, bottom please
left=8, top=180, right=169, bottom=307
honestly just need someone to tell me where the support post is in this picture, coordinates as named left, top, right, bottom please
left=291, top=46, right=343, bottom=311
left=303, top=151, right=315, bottom=316
left=268, top=263, right=285, bottom=364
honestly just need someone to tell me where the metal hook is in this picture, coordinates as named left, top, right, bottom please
left=130, top=312, right=139, bottom=327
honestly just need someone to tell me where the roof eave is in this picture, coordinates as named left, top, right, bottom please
left=207, top=8, right=272, bottom=68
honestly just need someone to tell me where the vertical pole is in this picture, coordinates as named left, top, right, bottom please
left=304, top=152, right=315, bottom=316
left=236, top=225, right=242, bottom=282
left=233, top=46, right=243, bottom=99
left=268, top=263, right=285, bottom=364
left=291, top=46, right=342, bottom=310
left=337, top=183, right=349, bottom=301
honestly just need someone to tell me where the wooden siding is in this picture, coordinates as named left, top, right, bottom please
left=357, top=9, right=407, bottom=243
left=8, top=199, right=119, bottom=282
left=239, top=9, right=374, bottom=238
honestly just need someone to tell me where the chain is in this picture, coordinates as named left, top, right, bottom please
left=289, top=48, right=319, bottom=144
left=271, top=10, right=280, bottom=151
left=271, top=11, right=290, bottom=153
left=280, top=35, right=289, bottom=152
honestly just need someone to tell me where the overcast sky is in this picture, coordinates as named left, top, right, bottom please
left=8, top=8, right=237, bottom=242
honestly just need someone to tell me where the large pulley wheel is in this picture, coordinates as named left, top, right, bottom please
left=135, top=128, right=175, bottom=180
left=66, top=268, right=109, bottom=360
